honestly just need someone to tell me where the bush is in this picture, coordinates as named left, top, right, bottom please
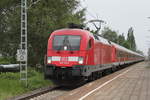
left=0, top=69, right=53, bottom=100
left=0, top=56, right=17, bottom=64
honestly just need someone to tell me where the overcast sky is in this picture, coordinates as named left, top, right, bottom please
left=81, top=0, right=150, bottom=55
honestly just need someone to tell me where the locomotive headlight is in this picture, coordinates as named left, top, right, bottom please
left=47, top=57, right=52, bottom=63
left=78, top=57, right=84, bottom=64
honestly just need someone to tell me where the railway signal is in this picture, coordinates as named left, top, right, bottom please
left=17, top=49, right=27, bottom=61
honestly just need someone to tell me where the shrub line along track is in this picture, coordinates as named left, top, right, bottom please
left=8, top=85, right=60, bottom=100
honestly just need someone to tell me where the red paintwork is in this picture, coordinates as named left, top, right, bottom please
left=47, top=28, right=143, bottom=67
left=47, top=29, right=94, bottom=67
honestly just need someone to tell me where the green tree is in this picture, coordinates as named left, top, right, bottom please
left=0, top=0, right=86, bottom=65
left=101, top=27, right=137, bottom=51
left=101, top=27, right=118, bottom=43
left=0, top=0, right=20, bottom=58
left=122, top=41, right=130, bottom=49
left=27, top=0, right=85, bottom=65
left=118, top=33, right=125, bottom=46
left=127, top=27, right=136, bottom=51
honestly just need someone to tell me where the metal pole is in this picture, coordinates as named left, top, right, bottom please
left=20, top=0, right=28, bottom=86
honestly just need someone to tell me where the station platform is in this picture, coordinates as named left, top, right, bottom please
left=55, top=62, right=150, bottom=100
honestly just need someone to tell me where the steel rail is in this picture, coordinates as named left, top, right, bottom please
left=7, top=85, right=60, bottom=100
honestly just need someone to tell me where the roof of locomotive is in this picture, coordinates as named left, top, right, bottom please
left=51, top=28, right=93, bottom=37
left=98, top=36, right=111, bottom=45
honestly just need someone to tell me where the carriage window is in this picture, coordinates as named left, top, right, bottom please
left=117, top=51, right=120, bottom=57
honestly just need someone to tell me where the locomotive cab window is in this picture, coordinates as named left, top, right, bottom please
left=53, top=35, right=81, bottom=51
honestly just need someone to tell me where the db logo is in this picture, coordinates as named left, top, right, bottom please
left=61, top=57, right=68, bottom=61
left=60, top=57, right=69, bottom=64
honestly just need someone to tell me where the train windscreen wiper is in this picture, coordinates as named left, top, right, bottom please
left=56, top=36, right=72, bottom=51
left=66, top=38, right=74, bottom=53
left=61, top=36, right=74, bottom=53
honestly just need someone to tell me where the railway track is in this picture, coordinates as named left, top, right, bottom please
left=8, top=85, right=77, bottom=100
left=30, top=86, right=72, bottom=100
left=8, top=85, right=60, bottom=100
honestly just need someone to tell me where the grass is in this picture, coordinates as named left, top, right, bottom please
left=0, top=69, right=53, bottom=100
left=0, top=57, right=11, bottom=64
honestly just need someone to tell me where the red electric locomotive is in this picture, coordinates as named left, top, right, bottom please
left=44, top=28, right=144, bottom=85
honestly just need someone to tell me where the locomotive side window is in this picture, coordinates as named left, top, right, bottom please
left=117, top=51, right=121, bottom=58
left=87, top=39, right=92, bottom=49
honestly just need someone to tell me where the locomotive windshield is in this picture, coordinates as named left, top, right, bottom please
left=53, top=35, right=81, bottom=51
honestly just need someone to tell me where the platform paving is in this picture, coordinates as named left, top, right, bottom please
left=54, top=62, right=150, bottom=100
left=86, top=62, right=150, bottom=100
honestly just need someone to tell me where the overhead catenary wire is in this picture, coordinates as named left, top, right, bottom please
left=79, top=0, right=106, bottom=32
